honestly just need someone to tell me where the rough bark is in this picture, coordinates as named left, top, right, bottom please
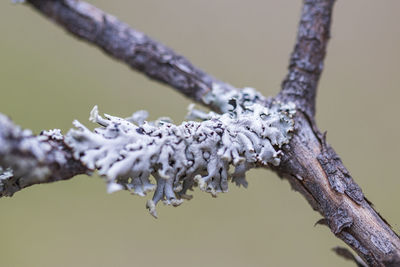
left=274, top=113, right=400, bottom=266
left=275, top=1, right=400, bottom=265
left=278, top=0, right=334, bottom=118
left=0, top=0, right=398, bottom=266
left=26, top=0, right=237, bottom=113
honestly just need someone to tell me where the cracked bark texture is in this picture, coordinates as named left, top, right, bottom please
left=278, top=0, right=334, bottom=118
left=274, top=1, right=400, bottom=265
left=0, top=0, right=398, bottom=266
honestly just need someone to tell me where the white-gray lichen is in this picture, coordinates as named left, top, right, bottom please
left=65, top=93, right=295, bottom=217
left=203, top=85, right=267, bottom=113
left=0, top=167, right=13, bottom=193
left=0, top=113, right=71, bottom=196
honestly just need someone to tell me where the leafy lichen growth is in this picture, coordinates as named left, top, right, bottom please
left=0, top=166, right=13, bottom=193
left=0, top=114, right=65, bottom=196
left=203, top=84, right=267, bottom=113
left=65, top=96, right=295, bottom=217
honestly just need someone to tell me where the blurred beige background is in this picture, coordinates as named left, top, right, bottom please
left=0, top=1, right=399, bottom=266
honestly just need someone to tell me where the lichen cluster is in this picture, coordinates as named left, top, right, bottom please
left=0, top=166, right=13, bottom=193
left=65, top=95, right=295, bottom=217
left=0, top=114, right=65, bottom=196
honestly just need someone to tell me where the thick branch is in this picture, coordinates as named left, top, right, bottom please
left=274, top=0, right=400, bottom=266
left=278, top=0, right=335, bottom=117
left=26, top=0, right=237, bottom=112
left=274, top=114, right=400, bottom=266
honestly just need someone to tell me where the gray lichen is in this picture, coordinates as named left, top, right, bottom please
left=0, top=114, right=72, bottom=196
left=0, top=166, right=13, bottom=193
left=202, top=84, right=267, bottom=113
left=0, top=86, right=296, bottom=216
left=65, top=95, right=295, bottom=217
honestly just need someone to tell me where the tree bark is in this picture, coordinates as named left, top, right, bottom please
left=27, top=0, right=237, bottom=113
left=276, top=1, right=400, bottom=265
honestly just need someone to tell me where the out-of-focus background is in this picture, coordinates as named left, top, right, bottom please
left=0, top=1, right=399, bottom=266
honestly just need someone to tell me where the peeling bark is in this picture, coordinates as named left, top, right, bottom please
left=274, top=113, right=400, bottom=266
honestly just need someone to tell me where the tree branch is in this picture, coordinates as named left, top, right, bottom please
left=274, top=0, right=400, bottom=266
left=0, top=114, right=87, bottom=197
left=25, top=0, right=238, bottom=113
left=274, top=113, right=400, bottom=266
left=278, top=0, right=335, bottom=118
left=1, top=0, right=399, bottom=266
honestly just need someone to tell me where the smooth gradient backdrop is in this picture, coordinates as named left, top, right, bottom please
left=1, top=1, right=399, bottom=266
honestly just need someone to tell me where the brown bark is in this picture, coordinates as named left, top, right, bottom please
left=274, top=113, right=400, bottom=266
left=276, top=1, right=400, bottom=265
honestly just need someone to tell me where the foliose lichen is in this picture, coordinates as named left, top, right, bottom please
left=65, top=91, right=295, bottom=217
left=0, top=166, right=13, bottom=193
left=0, top=113, right=70, bottom=197
left=202, top=84, right=267, bottom=113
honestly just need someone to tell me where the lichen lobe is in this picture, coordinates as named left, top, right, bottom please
left=65, top=99, right=295, bottom=217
